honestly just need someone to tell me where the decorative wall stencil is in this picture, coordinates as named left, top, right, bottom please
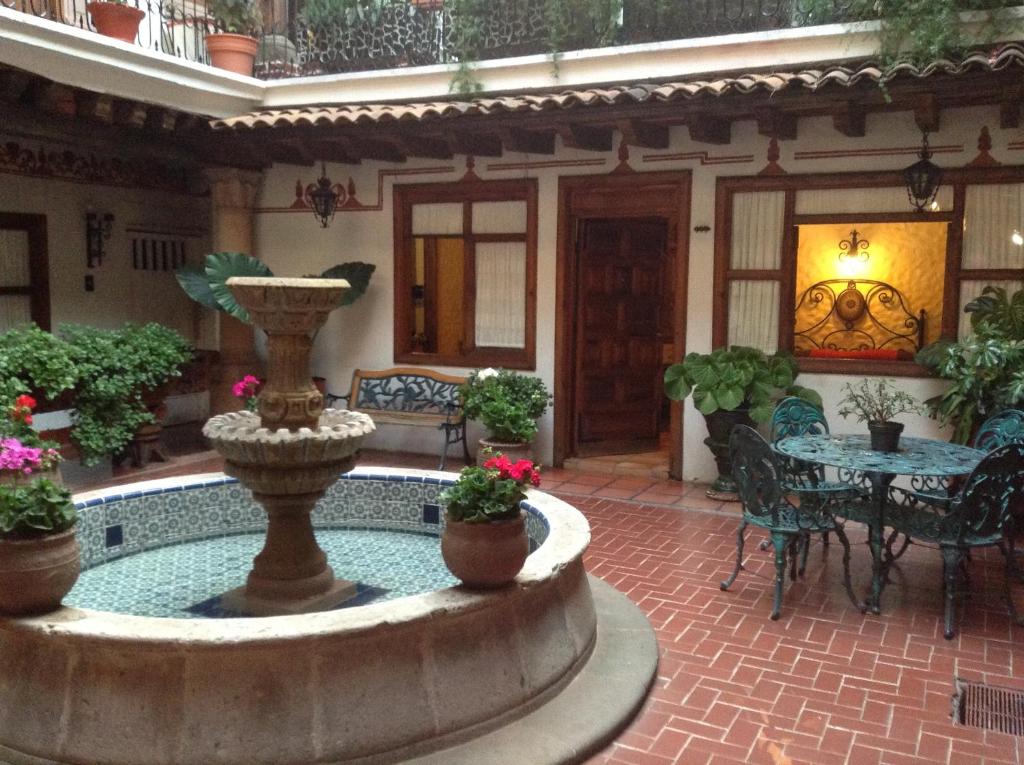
left=257, top=166, right=455, bottom=214
left=131, top=237, right=187, bottom=271
left=643, top=150, right=754, bottom=166
left=967, top=126, right=1001, bottom=167
left=794, top=143, right=963, bottom=161
left=0, top=138, right=200, bottom=195
left=612, top=140, right=634, bottom=174
left=758, top=137, right=786, bottom=175
left=460, top=155, right=481, bottom=182
left=484, top=158, right=606, bottom=172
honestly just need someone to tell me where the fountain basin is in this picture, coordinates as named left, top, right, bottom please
left=0, top=468, right=596, bottom=765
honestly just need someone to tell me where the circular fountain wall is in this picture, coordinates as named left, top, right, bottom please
left=0, top=468, right=596, bottom=765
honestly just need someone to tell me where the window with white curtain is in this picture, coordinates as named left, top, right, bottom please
left=0, top=215, right=48, bottom=332
left=394, top=179, right=537, bottom=368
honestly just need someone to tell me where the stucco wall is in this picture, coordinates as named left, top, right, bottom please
left=253, top=104, right=1023, bottom=480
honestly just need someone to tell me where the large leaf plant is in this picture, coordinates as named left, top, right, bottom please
left=664, top=346, right=821, bottom=423
left=175, top=253, right=375, bottom=323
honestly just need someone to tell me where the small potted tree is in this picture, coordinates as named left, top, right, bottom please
left=439, top=452, right=540, bottom=588
left=837, top=378, right=922, bottom=452
left=664, top=346, right=821, bottom=499
left=461, top=368, right=551, bottom=465
left=0, top=477, right=79, bottom=615
left=205, top=0, right=263, bottom=76
left=86, top=0, right=145, bottom=43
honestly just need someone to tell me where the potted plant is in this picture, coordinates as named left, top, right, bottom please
left=86, top=0, right=145, bottom=43
left=0, top=395, right=63, bottom=486
left=205, top=0, right=263, bottom=75
left=837, top=378, right=922, bottom=452
left=0, top=477, right=79, bottom=615
left=0, top=324, right=78, bottom=411
left=664, top=346, right=821, bottom=499
left=61, top=323, right=193, bottom=466
left=917, top=285, right=1024, bottom=444
left=439, top=452, right=539, bottom=588
left=461, top=368, right=551, bottom=465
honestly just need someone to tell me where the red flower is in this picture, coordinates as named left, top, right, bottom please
left=14, top=395, right=36, bottom=410
left=529, top=470, right=541, bottom=487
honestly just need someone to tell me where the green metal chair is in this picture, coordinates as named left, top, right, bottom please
left=887, top=442, right=1024, bottom=639
left=723, top=425, right=861, bottom=620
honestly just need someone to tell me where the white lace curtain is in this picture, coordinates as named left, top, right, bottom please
left=0, top=230, right=32, bottom=332
left=727, top=192, right=784, bottom=352
left=474, top=242, right=526, bottom=348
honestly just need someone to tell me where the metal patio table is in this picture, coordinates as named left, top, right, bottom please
left=775, top=434, right=986, bottom=614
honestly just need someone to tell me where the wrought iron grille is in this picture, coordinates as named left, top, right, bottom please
left=953, top=677, right=1024, bottom=736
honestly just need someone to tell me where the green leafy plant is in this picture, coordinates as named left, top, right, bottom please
left=206, top=0, right=262, bottom=35
left=461, top=368, right=551, bottom=443
left=440, top=452, right=540, bottom=523
left=0, top=478, right=76, bottom=539
left=0, top=324, right=77, bottom=404
left=61, top=323, right=193, bottom=465
left=837, top=378, right=923, bottom=424
left=663, top=346, right=821, bottom=423
left=963, top=284, right=1024, bottom=338
left=175, top=253, right=375, bottom=323
left=297, top=0, right=387, bottom=29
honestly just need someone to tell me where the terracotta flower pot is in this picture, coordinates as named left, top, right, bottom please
left=205, top=33, right=259, bottom=76
left=87, top=1, right=145, bottom=43
left=0, top=466, right=63, bottom=487
left=0, top=529, right=80, bottom=616
left=441, top=512, right=528, bottom=588
left=476, top=437, right=532, bottom=466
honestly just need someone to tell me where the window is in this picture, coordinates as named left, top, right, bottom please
left=394, top=179, right=537, bottom=368
left=714, top=174, right=1024, bottom=374
left=0, top=214, right=49, bottom=332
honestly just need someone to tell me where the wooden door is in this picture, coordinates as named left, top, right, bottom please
left=573, top=217, right=668, bottom=456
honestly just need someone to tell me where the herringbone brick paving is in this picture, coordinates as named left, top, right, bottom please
left=77, top=453, right=1024, bottom=764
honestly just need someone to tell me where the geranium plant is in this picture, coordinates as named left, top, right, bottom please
left=440, top=452, right=541, bottom=523
left=0, top=478, right=76, bottom=538
left=233, top=374, right=261, bottom=411
left=461, top=369, right=551, bottom=443
left=0, top=395, right=62, bottom=473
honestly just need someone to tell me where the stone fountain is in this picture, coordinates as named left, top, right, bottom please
left=203, top=277, right=375, bottom=616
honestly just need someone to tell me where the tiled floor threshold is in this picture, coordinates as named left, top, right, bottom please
left=66, top=451, right=1024, bottom=765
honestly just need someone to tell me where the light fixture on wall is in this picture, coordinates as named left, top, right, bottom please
left=309, top=162, right=340, bottom=228
left=838, top=229, right=870, bottom=263
left=1012, top=230, right=1023, bottom=247
left=85, top=212, right=114, bottom=268
left=904, top=131, right=942, bottom=212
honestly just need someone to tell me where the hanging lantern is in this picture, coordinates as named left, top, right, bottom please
left=904, top=132, right=942, bottom=212
left=309, top=162, right=339, bottom=228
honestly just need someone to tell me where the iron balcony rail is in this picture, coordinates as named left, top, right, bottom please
left=3, top=0, right=857, bottom=80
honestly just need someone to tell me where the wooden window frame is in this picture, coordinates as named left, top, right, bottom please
left=393, top=178, right=538, bottom=369
left=0, top=213, right=50, bottom=331
left=713, top=167, right=1024, bottom=378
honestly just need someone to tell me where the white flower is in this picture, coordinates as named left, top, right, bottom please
left=476, top=368, right=499, bottom=380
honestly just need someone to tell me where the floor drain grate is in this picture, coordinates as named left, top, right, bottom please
left=953, top=677, right=1024, bottom=736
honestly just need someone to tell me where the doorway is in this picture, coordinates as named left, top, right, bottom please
left=554, top=172, right=691, bottom=479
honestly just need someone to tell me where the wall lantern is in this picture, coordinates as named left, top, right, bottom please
left=838, top=229, right=870, bottom=263
left=309, top=162, right=339, bottom=228
left=85, top=212, right=114, bottom=268
left=904, top=131, right=942, bottom=212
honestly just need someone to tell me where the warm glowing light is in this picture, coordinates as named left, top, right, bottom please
left=836, top=255, right=869, bottom=278
left=930, top=200, right=940, bottom=212
left=838, top=229, right=870, bottom=263
left=1012, top=230, right=1024, bottom=247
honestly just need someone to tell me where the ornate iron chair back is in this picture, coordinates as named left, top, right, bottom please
left=770, top=397, right=829, bottom=443
left=730, top=425, right=787, bottom=525
left=953, top=443, right=1024, bottom=544
left=974, top=409, right=1024, bottom=452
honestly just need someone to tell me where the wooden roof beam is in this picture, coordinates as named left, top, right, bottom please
left=346, top=135, right=406, bottom=163
left=687, top=116, right=731, bottom=145
left=383, top=133, right=452, bottom=160
left=74, top=91, right=113, bottom=123
left=112, top=99, right=148, bottom=129
left=755, top=107, right=797, bottom=140
left=616, top=119, right=668, bottom=149
left=913, top=93, right=940, bottom=133
left=499, top=127, right=556, bottom=154
left=446, top=131, right=503, bottom=157
left=556, top=123, right=614, bottom=152
left=1001, top=86, right=1021, bottom=128
left=0, top=69, right=32, bottom=102
left=309, top=139, right=361, bottom=165
left=832, top=101, right=866, bottom=137
left=144, top=107, right=179, bottom=133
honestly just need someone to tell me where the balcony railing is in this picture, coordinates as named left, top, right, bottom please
left=3, top=0, right=856, bottom=80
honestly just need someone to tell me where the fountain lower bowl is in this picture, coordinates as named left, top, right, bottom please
left=0, top=468, right=596, bottom=765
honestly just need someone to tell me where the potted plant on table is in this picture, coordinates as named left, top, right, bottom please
left=664, top=346, right=821, bottom=499
left=837, top=378, right=922, bottom=452
left=439, top=452, right=539, bottom=588
left=0, top=477, right=79, bottom=615
left=461, top=368, right=551, bottom=465
left=205, top=0, right=263, bottom=75
left=86, top=0, right=145, bottom=43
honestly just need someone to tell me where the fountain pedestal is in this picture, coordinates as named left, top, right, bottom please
left=203, top=278, right=375, bottom=616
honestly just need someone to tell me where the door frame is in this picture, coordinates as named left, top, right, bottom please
left=0, top=213, right=50, bottom=331
left=554, top=171, right=691, bottom=479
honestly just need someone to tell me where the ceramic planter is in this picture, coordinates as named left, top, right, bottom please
left=441, top=511, right=528, bottom=588
left=205, top=33, right=259, bottom=76
left=476, top=437, right=532, bottom=466
left=87, top=1, right=144, bottom=43
left=702, top=408, right=755, bottom=501
left=0, top=528, right=80, bottom=616
left=868, top=420, right=904, bottom=452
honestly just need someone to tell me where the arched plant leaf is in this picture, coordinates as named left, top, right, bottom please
left=205, top=253, right=274, bottom=323
left=319, top=262, right=376, bottom=306
left=174, top=268, right=222, bottom=312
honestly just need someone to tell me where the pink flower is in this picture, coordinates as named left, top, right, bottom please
left=0, top=438, right=43, bottom=474
left=232, top=375, right=261, bottom=400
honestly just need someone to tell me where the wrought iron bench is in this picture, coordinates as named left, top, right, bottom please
left=326, top=367, right=469, bottom=470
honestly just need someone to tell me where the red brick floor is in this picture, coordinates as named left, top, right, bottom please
left=74, top=455, right=1024, bottom=764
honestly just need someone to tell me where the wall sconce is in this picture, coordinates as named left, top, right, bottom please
left=1012, top=230, right=1023, bottom=247
left=838, top=229, right=870, bottom=263
left=86, top=212, right=114, bottom=268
